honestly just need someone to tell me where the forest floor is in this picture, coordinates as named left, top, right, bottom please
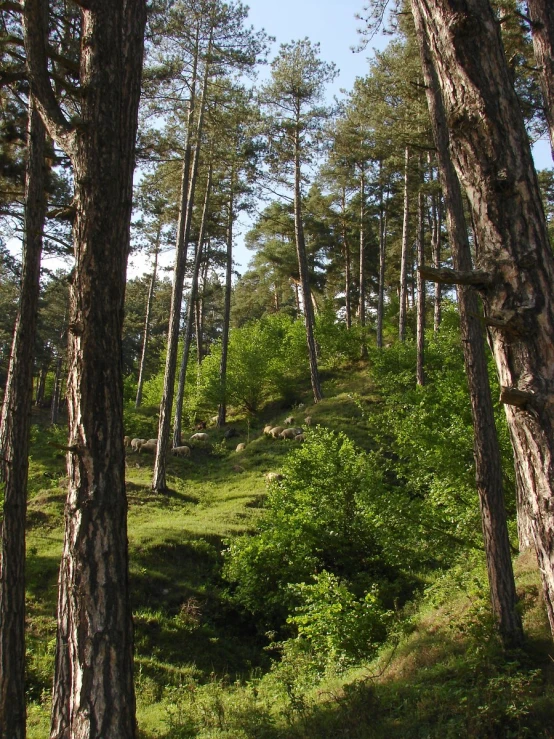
left=23, top=364, right=554, bottom=737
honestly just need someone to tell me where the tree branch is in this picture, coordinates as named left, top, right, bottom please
left=418, top=265, right=493, bottom=289
left=22, top=0, right=76, bottom=155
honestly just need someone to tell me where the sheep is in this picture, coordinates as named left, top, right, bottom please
left=269, top=426, right=284, bottom=438
left=171, top=445, right=191, bottom=457
left=131, top=438, right=146, bottom=452
left=195, top=421, right=207, bottom=430
left=210, top=415, right=219, bottom=425
left=236, top=443, right=246, bottom=452
left=138, top=440, right=157, bottom=454
left=224, top=427, right=239, bottom=439
left=304, top=416, right=312, bottom=426
left=263, top=425, right=274, bottom=435
left=294, top=433, right=305, bottom=442
left=280, top=428, right=300, bottom=440
left=190, top=432, right=209, bottom=442
left=265, top=472, right=283, bottom=483
left=124, top=436, right=131, bottom=448
left=147, top=438, right=158, bottom=445
left=284, top=416, right=295, bottom=425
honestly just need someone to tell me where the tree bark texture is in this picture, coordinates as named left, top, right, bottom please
left=399, top=146, right=410, bottom=342
left=416, top=159, right=426, bottom=386
left=294, top=132, right=322, bottom=403
left=135, top=229, right=160, bottom=409
left=24, top=1, right=147, bottom=735
left=152, top=40, right=210, bottom=492
left=218, top=184, right=234, bottom=428
left=0, top=95, right=46, bottom=739
left=527, top=0, right=554, bottom=158
left=412, top=0, right=525, bottom=646
left=173, top=166, right=211, bottom=447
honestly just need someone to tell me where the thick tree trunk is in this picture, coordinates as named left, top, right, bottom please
left=399, top=146, right=410, bottom=342
left=152, top=40, right=210, bottom=492
left=135, top=229, right=160, bottom=409
left=411, top=0, right=524, bottom=646
left=527, top=0, right=554, bottom=158
left=416, top=158, right=426, bottom=386
left=173, top=166, right=211, bottom=448
left=294, top=132, right=322, bottom=403
left=24, top=2, right=146, bottom=735
left=0, top=95, right=46, bottom=739
left=218, top=186, right=234, bottom=428
left=50, top=355, right=63, bottom=426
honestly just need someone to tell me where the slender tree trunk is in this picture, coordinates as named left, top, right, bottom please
left=399, top=146, right=410, bottom=342
left=432, top=194, right=442, bottom=331
left=359, top=169, right=367, bottom=357
left=527, top=0, right=554, bottom=158
left=416, top=157, right=426, bottom=386
left=50, top=355, right=63, bottom=426
left=152, top=37, right=210, bottom=492
left=24, top=2, right=146, bottom=735
left=377, top=163, right=387, bottom=349
left=197, top=251, right=209, bottom=365
left=294, top=130, right=322, bottom=402
left=135, top=228, right=160, bottom=409
left=173, top=166, right=211, bottom=448
left=342, top=187, right=351, bottom=329
left=0, top=95, right=46, bottom=739
left=35, top=360, right=48, bottom=406
left=411, top=0, right=524, bottom=646
left=218, top=184, right=234, bottom=427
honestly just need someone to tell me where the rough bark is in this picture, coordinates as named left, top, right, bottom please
left=0, top=95, right=46, bottom=739
left=218, top=183, right=234, bottom=428
left=173, top=166, right=211, bottom=448
left=399, top=146, right=410, bottom=342
left=135, top=229, right=160, bottom=409
left=412, top=0, right=524, bottom=646
left=416, top=158, right=426, bottom=386
left=152, top=36, right=210, bottom=492
left=294, top=130, right=322, bottom=403
left=23, top=1, right=147, bottom=735
left=527, top=0, right=554, bottom=158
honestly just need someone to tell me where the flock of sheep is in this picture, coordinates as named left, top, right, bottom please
left=124, top=413, right=313, bottom=458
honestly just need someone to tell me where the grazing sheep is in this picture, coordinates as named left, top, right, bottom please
left=284, top=416, right=295, bottom=425
left=294, top=433, right=305, bottom=442
left=269, top=426, right=284, bottom=438
left=304, top=416, right=312, bottom=426
left=138, top=440, right=157, bottom=454
left=263, top=425, right=274, bottom=435
left=131, top=438, right=146, bottom=452
left=236, top=443, right=246, bottom=452
left=210, top=415, right=219, bottom=425
left=265, top=472, right=283, bottom=483
left=124, top=436, right=131, bottom=448
left=171, top=445, right=191, bottom=457
left=280, top=428, right=301, bottom=440
left=147, top=438, right=158, bottom=445
left=190, top=432, right=209, bottom=442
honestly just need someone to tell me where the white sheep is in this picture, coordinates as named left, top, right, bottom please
left=265, top=471, right=283, bottom=483
left=284, top=416, right=295, bottom=425
left=124, top=435, right=131, bottom=448
left=280, top=428, right=300, bottom=440
left=294, top=433, right=305, bottom=442
left=190, top=432, right=209, bottom=442
left=304, top=416, right=312, bottom=426
left=269, top=426, right=284, bottom=438
left=131, top=438, right=146, bottom=452
left=263, top=425, right=274, bottom=435
left=138, top=440, right=157, bottom=454
left=236, top=442, right=246, bottom=452
left=171, top=445, right=191, bottom=457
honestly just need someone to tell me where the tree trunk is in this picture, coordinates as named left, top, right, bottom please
left=152, top=36, right=210, bottom=492
left=432, top=193, right=442, bottom=332
left=411, top=0, right=524, bottom=647
left=294, top=131, right=322, bottom=402
left=50, top=355, right=63, bottom=426
left=173, top=166, right=211, bottom=448
left=0, top=95, right=46, bottom=739
left=24, top=2, right=147, bottom=735
left=399, top=146, right=410, bottom=342
left=359, top=170, right=367, bottom=357
left=218, top=184, right=234, bottom=428
left=197, top=250, right=209, bottom=365
left=416, top=157, right=426, bottom=386
left=527, top=0, right=554, bottom=158
left=342, top=187, right=351, bottom=329
left=377, top=168, right=387, bottom=350
left=135, top=228, right=160, bottom=409
left=35, top=360, right=48, bottom=406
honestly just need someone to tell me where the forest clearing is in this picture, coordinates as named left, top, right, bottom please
left=2, top=0, right=554, bottom=737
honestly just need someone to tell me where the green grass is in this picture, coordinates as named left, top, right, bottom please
left=19, top=364, right=554, bottom=737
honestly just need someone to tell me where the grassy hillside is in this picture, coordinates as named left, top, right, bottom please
left=22, top=363, right=554, bottom=737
